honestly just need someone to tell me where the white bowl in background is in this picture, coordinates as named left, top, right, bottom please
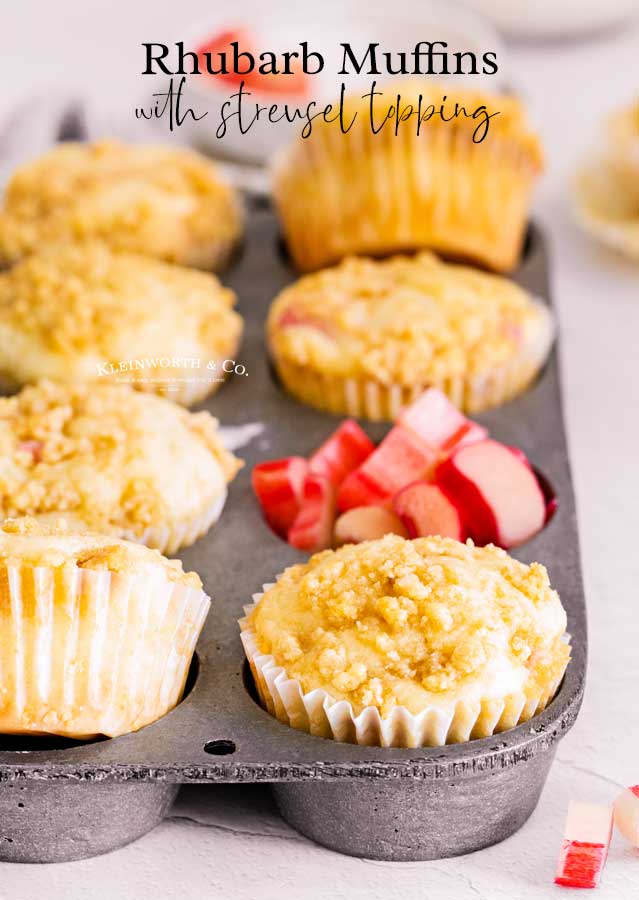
left=461, top=0, right=639, bottom=38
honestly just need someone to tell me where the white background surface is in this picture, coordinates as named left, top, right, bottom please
left=1, top=2, right=638, bottom=898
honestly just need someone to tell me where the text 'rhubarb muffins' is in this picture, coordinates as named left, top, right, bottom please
left=0, top=381, right=242, bottom=554
left=0, top=139, right=243, bottom=270
left=267, top=252, right=554, bottom=419
left=240, top=535, right=570, bottom=748
left=0, top=517, right=210, bottom=738
left=0, top=241, right=243, bottom=405
left=273, top=82, right=543, bottom=273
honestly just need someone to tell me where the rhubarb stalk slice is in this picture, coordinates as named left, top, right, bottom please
left=308, top=420, right=375, bottom=486
left=252, top=456, right=308, bottom=537
left=393, top=481, right=465, bottom=540
left=555, top=801, right=613, bottom=889
left=288, top=474, right=336, bottom=552
left=333, top=506, right=408, bottom=546
left=435, top=439, right=546, bottom=548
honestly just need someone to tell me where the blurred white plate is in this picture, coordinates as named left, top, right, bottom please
left=462, top=0, right=638, bottom=38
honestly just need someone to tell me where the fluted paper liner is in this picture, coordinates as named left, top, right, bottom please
left=120, top=490, right=228, bottom=555
left=240, top=588, right=568, bottom=748
left=273, top=119, right=541, bottom=273
left=273, top=301, right=554, bottom=421
left=0, top=563, right=210, bottom=738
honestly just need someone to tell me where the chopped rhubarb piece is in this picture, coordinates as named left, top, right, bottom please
left=555, top=801, right=613, bottom=889
left=197, top=28, right=310, bottom=97
left=276, top=309, right=332, bottom=334
left=334, top=506, right=408, bottom=546
left=338, top=426, right=439, bottom=511
left=398, top=388, right=487, bottom=454
left=252, top=456, right=308, bottom=537
left=435, top=439, right=546, bottom=548
left=393, top=482, right=465, bottom=540
left=309, top=420, right=375, bottom=486
left=196, top=27, right=253, bottom=88
left=288, top=474, right=336, bottom=553
left=613, top=786, right=639, bottom=846
left=17, top=439, right=43, bottom=463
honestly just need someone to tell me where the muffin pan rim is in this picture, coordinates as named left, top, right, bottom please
left=0, top=206, right=586, bottom=780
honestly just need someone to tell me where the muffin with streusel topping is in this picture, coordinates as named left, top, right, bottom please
left=0, top=381, right=242, bottom=554
left=0, top=517, right=210, bottom=738
left=0, top=241, right=243, bottom=405
left=0, top=139, right=242, bottom=270
left=267, top=252, right=553, bottom=419
left=240, top=535, right=570, bottom=747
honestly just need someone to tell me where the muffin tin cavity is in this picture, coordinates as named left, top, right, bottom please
left=0, top=200, right=586, bottom=864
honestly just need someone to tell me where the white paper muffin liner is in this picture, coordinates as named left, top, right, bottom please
left=272, top=118, right=540, bottom=273
left=240, top=588, right=568, bottom=748
left=119, top=490, right=228, bottom=556
left=273, top=301, right=554, bottom=420
left=0, top=563, right=210, bottom=738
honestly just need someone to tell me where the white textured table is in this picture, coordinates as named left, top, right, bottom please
left=1, top=4, right=638, bottom=897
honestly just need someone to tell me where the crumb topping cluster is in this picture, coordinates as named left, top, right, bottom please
left=0, top=381, right=242, bottom=532
left=250, top=535, right=569, bottom=717
left=268, top=253, right=550, bottom=384
left=0, top=140, right=242, bottom=266
left=0, top=516, right=202, bottom=587
left=0, top=241, right=242, bottom=363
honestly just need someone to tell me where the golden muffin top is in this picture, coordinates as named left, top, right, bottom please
left=0, top=139, right=242, bottom=267
left=0, top=381, right=241, bottom=534
left=248, top=535, right=569, bottom=717
left=0, top=516, right=202, bottom=587
left=268, top=253, right=552, bottom=384
left=0, top=241, right=243, bottom=386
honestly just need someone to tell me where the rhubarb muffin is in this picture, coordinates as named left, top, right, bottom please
left=0, top=241, right=243, bottom=405
left=575, top=99, right=639, bottom=260
left=240, top=535, right=570, bottom=747
left=273, top=82, right=543, bottom=273
left=267, top=252, right=554, bottom=419
left=0, top=139, right=242, bottom=270
left=0, top=516, right=210, bottom=738
left=0, top=381, right=242, bottom=554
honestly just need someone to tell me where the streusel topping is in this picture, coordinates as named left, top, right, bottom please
left=0, top=140, right=242, bottom=266
left=0, top=516, right=202, bottom=587
left=0, top=381, right=241, bottom=533
left=250, top=535, right=569, bottom=717
left=268, top=253, right=551, bottom=384
left=0, top=240, right=242, bottom=360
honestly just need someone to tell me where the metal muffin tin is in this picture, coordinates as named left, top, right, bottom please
left=0, top=200, right=586, bottom=863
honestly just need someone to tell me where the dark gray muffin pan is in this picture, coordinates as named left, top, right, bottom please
left=0, top=201, right=586, bottom=863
